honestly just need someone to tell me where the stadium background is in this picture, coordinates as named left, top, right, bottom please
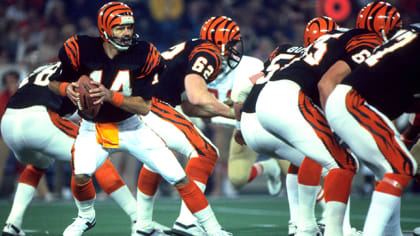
left=0, top=0, right=419, bottom=234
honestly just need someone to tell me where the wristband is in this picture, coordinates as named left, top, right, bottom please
left=111, top=91, right=124, bottom=107
left=235, top=121, right=241, bottom=130
left=59, top=82, right=70, bottom=96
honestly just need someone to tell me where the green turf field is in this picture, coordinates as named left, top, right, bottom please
left=0, top=195, right=419, bottom=235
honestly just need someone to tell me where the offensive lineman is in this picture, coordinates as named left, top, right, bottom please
left=256, top=2, right=402, bottom=235
left=324, top=24, right=420, bottom=236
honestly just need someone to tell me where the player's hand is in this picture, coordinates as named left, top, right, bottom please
left=66, top=82, right=79, bottom=106
left=234, top=129, right=246, bottom=145
left=89, top=80, right=112, bottom=105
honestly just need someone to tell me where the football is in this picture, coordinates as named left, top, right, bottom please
left=76, top=75, right=101, bottom=119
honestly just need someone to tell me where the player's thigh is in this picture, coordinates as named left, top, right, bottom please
left=39, top=123, right=75, bottom=163
left=256, top=81, right=338, bottom=170
left=73, top=126, right=109, bottom=176
left=123, top=124, right=186, bottom=185
left=143, top=112, right=197, bottom=158
left=327, top=85, right=415, bottom=176
left=242, top=112, right=304, bottom=167
left=1, top=108, right=55, bottom=168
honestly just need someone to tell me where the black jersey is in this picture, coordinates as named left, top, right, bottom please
left=54, top=35, right=164, bottom=123
left=343, top=28, right=420, bottom=120
left=270, top=28, right=382, bottom=106
left=242, top=44, right=304, bottom=113
left=153, top=39, right=222, bottom=106
left=7, top=62, right=76, bottom=116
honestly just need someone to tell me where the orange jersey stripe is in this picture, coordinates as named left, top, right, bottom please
left=269, top=46, right=281, bottom=62
left=47, top=110, right=78, bottom=139
left=298, top=92, right=357, bottom=171
left=64, top=36, right=80, bottom=71
left=345, top=89, right=414, bottom=175
left=137, top=44, right=161, bottom=79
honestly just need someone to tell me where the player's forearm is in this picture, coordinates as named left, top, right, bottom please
left=190, top=95, right=234, bottom=118
left=48, top=80, right=62, bottom=95
left=181, top=101, right=213, bottom=117
left=182, top=98, right=234, bottom=118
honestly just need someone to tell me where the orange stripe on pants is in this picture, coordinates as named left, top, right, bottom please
left=48, top=110, right=79, bottom=138
left=346, top=89, right=414, bottom=175
left=151, top=98, right=218, bottom=182
left=298, top=92, right=357, bottom=172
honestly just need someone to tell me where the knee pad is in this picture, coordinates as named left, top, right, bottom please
left=298, top=157, right=322, bottom=186
left=95, top=159, right=125, bottom=195
left=137, top=167, right=162, bottom=196
left=185, top=157, right=217, bottom=185
left=376, top=173, right=411, bottom=196
left=19, top=165, right=46, bottom=187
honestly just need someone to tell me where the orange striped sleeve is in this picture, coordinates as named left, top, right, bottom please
left=137, top=43, right=161, bottom=79
left=63, top=36, right=80, bottom=71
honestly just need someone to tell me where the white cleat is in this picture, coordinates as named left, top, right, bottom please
left=288, top=221, right=297, bottom=236
left=171, top=221, right=207, bottom=236
left=295, top=225, right=322, bottom=236
left=63, top=216, right=96, bottom=236
left=132, top=221, right=171, bottom=235
left=2, top=223, right=26, bottom=236
left=266, top=159, right=282, bottom=196
left=414, top=226, right=420, bottom=236
left=344, top=227, right=363, bottom=236
left=133, top=229, right=171, bottom=236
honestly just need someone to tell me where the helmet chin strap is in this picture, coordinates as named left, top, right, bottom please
left=103, top=31, right=130, bottom=51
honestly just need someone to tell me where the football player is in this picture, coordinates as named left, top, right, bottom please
left=233, top=43, right=308, bottom=236
left=0, top=63, right=139, bottom=235
left=207, top=53, right=287, bottom=197
left=48, top=2, right=230, bottom=236
left=136, top=16, right=242, bottom=235
left=324, top=23, right=420, bottom=235
left=255, top=2, right=401, bottom=236
left=232, top=17, right=344, bottom=236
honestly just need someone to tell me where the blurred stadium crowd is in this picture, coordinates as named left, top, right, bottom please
left=1, top=0, right=420, bottom=200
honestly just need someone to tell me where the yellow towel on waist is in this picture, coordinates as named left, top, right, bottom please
left=95, top=122, right=119, bottom=148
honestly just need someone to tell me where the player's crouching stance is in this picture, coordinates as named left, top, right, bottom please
left=48, top=2, right=230, bottom=236
left=324, top=24, right=420, bottom=236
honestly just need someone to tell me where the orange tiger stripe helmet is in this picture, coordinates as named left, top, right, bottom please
left=97, top=2, right=135, bottom=50
left=304, top=16, right=338, bottom=47
left=356, top=1, right=402, bottom=42
left=200, top=16, right=243, bottom=69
